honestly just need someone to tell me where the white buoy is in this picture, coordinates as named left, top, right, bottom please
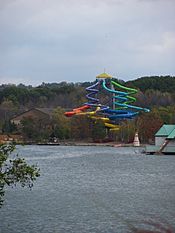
left=133, top=132, right=140, bottom=147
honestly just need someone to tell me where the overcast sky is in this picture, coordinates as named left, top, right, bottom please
left=0, top=0, right=175, bottom=85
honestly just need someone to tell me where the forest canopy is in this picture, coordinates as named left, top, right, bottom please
left=0, top=76, right=175, bottom=108
left=0, top=75, right=175, bottom=143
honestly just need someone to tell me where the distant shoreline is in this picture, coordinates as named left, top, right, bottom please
left=36, top=142, right=144, bottom=147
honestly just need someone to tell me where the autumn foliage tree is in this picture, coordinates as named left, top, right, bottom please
left=137, top=111, right=163, bottom=143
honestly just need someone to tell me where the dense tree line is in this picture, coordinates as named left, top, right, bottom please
left=0, top=82, right=86, bottom=109
left=126, top=75, right=175, bottom=93
left=0, top=76, right=175, bottom=109
left=0, top=76, right=175, bottom=143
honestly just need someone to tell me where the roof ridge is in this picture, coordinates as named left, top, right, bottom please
left=155, top=124, right=175, bottom=136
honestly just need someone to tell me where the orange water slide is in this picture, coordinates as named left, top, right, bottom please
left=64, top=105, right=90, bottom=117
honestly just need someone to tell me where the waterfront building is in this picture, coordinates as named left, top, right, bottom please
left=146, top=124, right=175, bottom=154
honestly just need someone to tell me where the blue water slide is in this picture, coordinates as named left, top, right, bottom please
left=102, top=109, right=128, bottom=114
left=103, top=108, right=139, bottom=119
left=85, top=81, right=110, bottom=111
left=102, top=80, right=128, bottom=96
left=108, top=112, right=139, bottom=120
left=102, top=80, right=128, bottom=110
left=113, top=101, right=150, bottom=112
left=86, top=81, right=100, bottom=104
left=103, top=79, right=150, bottom=113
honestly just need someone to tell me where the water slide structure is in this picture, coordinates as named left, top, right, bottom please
left=64, top=72, right=150, bottom=131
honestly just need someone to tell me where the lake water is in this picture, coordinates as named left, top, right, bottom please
left=0, top=145, right=175, bottom=233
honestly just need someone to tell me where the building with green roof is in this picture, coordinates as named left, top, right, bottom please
left=146, top=124, right=175, bottom=154
left=155, top=124, right=175, bottom=144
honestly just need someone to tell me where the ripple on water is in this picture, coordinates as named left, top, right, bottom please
left=1, top=145, right=175, bottom=233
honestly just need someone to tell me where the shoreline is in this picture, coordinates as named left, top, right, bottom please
left=36, top=142, right=145, bottom=147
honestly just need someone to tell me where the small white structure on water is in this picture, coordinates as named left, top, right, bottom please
left=133, top=132, right=140, bottom=147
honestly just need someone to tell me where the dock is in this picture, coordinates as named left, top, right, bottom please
left=146, top=145, right=175, bottom=155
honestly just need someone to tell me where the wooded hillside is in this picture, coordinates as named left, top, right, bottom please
left=0, top=76, right=175, bottom=143
left=0, top=76, right=175, bottom=109
left=126, top=75, right=175, bottom=93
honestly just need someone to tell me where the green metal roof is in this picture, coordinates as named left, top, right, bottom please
left=167, top=128, right=175, bottom=139
left=155, top=124, right=175, bottom=137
